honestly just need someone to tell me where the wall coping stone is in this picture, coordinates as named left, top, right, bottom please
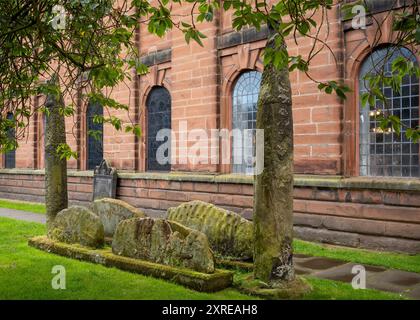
left=140, top=48, right=171, bottom=67
left=217, top=25, right=268, bottom=49
left=0, top=169, right=419, bottom=192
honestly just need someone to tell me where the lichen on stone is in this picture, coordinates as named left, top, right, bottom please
left=112, top=217, right=215, bottom=273
left=49, top=205, right=104, bottom=248
left=90, top=198, right=146, bottom=237
left=166, top=200, right=253, bottom=260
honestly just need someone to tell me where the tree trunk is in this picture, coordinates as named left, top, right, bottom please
left=45, top=91, right=68, bottom=232
left=253, top=34, right=295, bottom=284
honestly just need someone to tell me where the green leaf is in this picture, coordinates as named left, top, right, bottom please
left=56, top=143, right=78, bottom=160
left=360, top=92, right=369, bottom=107
left=223, top=1, right=233, bottom=11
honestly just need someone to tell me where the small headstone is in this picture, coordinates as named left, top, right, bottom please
left=112, top=217, right=215, bottom=273
left=91, top=198, right=146, bottom=237
left=92, top=159, right=117, bottom=201
left=49, top=206, right=104, bottom=248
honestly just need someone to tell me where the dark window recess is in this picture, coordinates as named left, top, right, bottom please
left=147, top=86, right=171, bottom=171
left=87, top=102, right=104, bottom=170
left=4, top=113, right=16, bottom=169
left=359, top=47, right=420, bottom=177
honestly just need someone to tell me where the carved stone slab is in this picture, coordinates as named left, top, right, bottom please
left=92, top=159, right=117, bottom=201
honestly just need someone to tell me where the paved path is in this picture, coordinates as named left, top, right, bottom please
left=0, top=207, right=46, bottom=224
left=0, top=208, right=419, bottom=299
left=295, top=254, right=420, bottom=299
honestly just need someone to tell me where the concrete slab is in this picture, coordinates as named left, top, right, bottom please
left=293, top=254, right=316, bottom=274
left=372, top=269, right=420, bottom=287
left=295, top=266, right=312, bottom=275
left=294, top=253, right=312, bottom=259
left=368, top=269, right=420, bottom=294
left=408, top=286, right=420, bottom=299
left=296, top=257, right=346, bottom=271
left=312, top=262, right=386, bottom=283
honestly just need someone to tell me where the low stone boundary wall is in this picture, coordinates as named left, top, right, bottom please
left=1, top=169, right=419, bottom=254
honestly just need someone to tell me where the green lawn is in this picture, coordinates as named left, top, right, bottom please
left=302, top=277, right=404, bottom=300
left=0, top=198, right=46, bottom=214
left=0, top=217, right=405, bottom=300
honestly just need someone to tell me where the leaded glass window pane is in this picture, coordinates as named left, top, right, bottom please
left=87, top=101, right=103, bottom=170
left=147, top=86, right=171, bottom=171
left=232, top=71, right=261, bottom=174
left=359, top=47, right=420, bottom=177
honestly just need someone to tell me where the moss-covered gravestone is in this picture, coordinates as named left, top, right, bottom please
left=49, top=206, right=104, bottom=248
left=167, top=200, right=253, bottom=260
left=91, top=198, right=146, bottom=237
left=112, top=217, right=215, bottom=273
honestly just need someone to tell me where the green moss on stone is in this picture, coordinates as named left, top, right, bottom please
left=216, top=259, right=253, bottom=272
left=234, top=272, right=312, bottom=300
left=90, top=198, right=146, bottom=237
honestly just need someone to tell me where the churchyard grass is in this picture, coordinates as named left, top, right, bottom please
left=0, top=198, right=46, bottom=214
left=0, top=217, right=406, bottom=299
left=301, top=277, right=404, bottom=300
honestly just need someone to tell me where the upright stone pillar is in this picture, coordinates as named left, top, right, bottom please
left=45, top=91, right=68, bottom=232
left=253, top=34, right=295, bottom=284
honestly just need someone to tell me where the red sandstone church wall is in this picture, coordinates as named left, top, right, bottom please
left=1, top=2, right=345, bottom=175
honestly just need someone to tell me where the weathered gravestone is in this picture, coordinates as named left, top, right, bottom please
left=49, top=206, right=104, bottom=248
left=112, top=217, right=215, bottom=273
left=167, top=200, right=253, bottom=260
left=92, top=159, right=117, bottom=201
left=91, top=198, right=146, bottom=237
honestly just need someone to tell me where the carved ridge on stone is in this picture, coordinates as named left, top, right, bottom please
left=167, top=200, right=253, bottom=260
